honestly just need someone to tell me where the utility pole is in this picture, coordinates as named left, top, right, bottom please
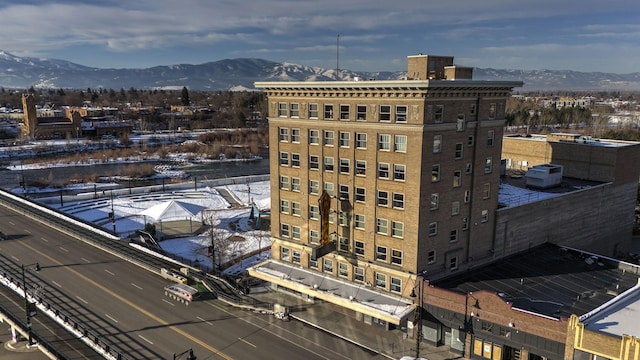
left=22, top=264, right=34, bottom=346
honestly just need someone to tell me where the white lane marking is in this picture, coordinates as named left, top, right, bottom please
left=11, top=256, right=20, bottom=262
left=51, top=281, right=62, bottom=288
left=105, top=313, right=119, bottom=323
left=40, top=237, right=49, bottom=242
left=76, top=296, right=88, bottom=304
left=238, top=337, right=256, bottom=348
left=104, top=269, right=115, bottom=275
left=161, top=299, right=175, bottom=306
left=24, top=229, right=31, bottom=234
left=197, top=316, right=214, bottom=326
left=131, top=283, right=143, bottom=290
left=80, top=257, right=91, bottom=263
left=138, top=335, right=154, bottom=345
left=59, top=246, right=69, bottom=252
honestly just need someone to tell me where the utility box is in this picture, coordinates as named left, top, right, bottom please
left=525, top=164, right=563, bottom=189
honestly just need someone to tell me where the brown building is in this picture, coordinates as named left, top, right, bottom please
left=21, top=93, right=82, bottom=139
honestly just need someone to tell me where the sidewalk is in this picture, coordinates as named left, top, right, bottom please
left=250, top=286, right=462, bottom=360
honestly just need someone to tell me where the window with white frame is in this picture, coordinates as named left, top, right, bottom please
left=339, top=132, right=350, bottom=147
left=280, top=247, right=290, bottom=261
left=323, top=258, right=333, bottom=273
left=355, top=133, right=367, bottom=148
left=323, top=130, right=334, bottom=146
left=429, top=222, right=437, bottom=236
left=292, top=250, right=301, bottom=264
left=339, top=237, right=349, bottom=252
left=394, top=135, right=407, bottom=152
left=291, top=128, right=300, bottom=142
left=375, top=272, right=386, bottom=289
left=309, top=255, right=318, bottom=269
left=392, top=192, right=404, bottom=209
left=354, top=240, right=365, bottom=256
left=465, top=163, right=473, bottom=174
left=481, top=209, right=489, bottom=223
left=339, top=158, right=350, bottom=174
left=455, top=143, right=463, bottom=159
left=428, top=250, right=436, bottom=264
left=291, top=177, right=300, bottom=192
left=309, top=103, right=318, bottom=119
left=376, top=246, right=387, bottom=261
left=452, top=201, right=460, bottom=216
left=278, top=103, right=287, bottom=117
left=309, top=129, right=319, bottom=144
left=394, top=164, right=406, bottom=181
left=378, top=134, right=391, bottom=151
left=453, top=170, right=462, bottom=187
left=430, top=193, right=439, bottom=210
left=323, top=156, right=334, bottom=172
left=280, top=200, right=289, bottom=214
left=391, top=249, right=402, bottom=265
left=485, top=157, right=492, bottom=173
left=355, top=187, right=365, bottom=202
left=456, top=114, right=465, bottom=131
left=376, top=218, right=388, bottom=235
left=291, top=153, right=300, bottom=167
left=324, top=104, right=334, bottom=119
left=483, top=183, right=491, bottom=199
left=309, top=229, right=319, bottom=244
left=291, top=202, right=301, bottom=216
left=433, top=134, right=442, bottom=153
left=339, top=185, right=349, bottom=201
left=354, top=266, right=364, bottom=282
left=339, top=262, right=348, bottom=277
left=309, top=155, right=319, bottom=170
left=339, top=104, right=350, bottom=120
left=309, top=180, right=319, bottom=195
left=279, top=152, right=289, bottom=166
left=464, top=190, right=471, bottom=203
left=280, top=223, right=290, bottom=238
left=292, top=226, right=301, bottom=240
left=324, top=182, right=334, bottom=197
left=390, top=277, right=401, bottom=293
left=396, top=105, right=407, bottom=122
left=379, top=105, right=391, bottom=121
left=377, top=190, right=389, bottom=207
left=489, top=103, right=496, bottom=119
left=279, top=127, right=289, bottom=141
left=432, top=164, right=440, bottom=182
left=279, top=176, right=289, bottom=190
left=309, top=205, right=319, bottom=220
left=355, top=160, right=366, bottom=176
left=450, top=229, right=458, bottom=243
left=462, top=217, right=469, bottom=231
left=355, top=214, right=365, bottom=230
left=356, top=105, right=367, bottom=120
left=378, top=162, right=390, bottom=179
left=391, top=221, right=404, bottom=238
left=338, top=211, right=348, bottom=226
left=290, top=103, right=299, bottom=117
left=487, top=130, right=495, bottom=147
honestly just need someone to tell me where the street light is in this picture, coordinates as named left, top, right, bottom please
left=173, top=348, right=196, bottom=360
left=410, top=277, right=423, bottom=359
left=461, top=292, right=481, bottom=357
left=22, top=263, right=39, bottom=347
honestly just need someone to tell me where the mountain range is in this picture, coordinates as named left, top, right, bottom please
left=1, top=50, right=639, bottom=92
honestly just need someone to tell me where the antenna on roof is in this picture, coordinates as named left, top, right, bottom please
left=336, top=34, right=339, bottom=81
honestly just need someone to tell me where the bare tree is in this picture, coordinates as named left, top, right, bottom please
left=203, top=211, right=232, bottom=272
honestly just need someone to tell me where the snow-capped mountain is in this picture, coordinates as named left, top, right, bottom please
left=0, top=50, right=638, bottom=91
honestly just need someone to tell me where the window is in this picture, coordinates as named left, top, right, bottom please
left=376, top=218, right=388, bottom=235
left=291, top=202, right=301, bottom=216
left=339, top=262, right=348, bottom=277
left=390, top=277, right=402, bottom=293
left=279, top=152, right=289, bottom=166
left=434, top=105, right=444, bottom=123
left=355, top=160, right=366, bottom=176
left=392, top=221, right=404, bottom=238
left=309, top=155, right=319, bottom=170
left=376, top=246, right=387, bottom=261
left=323, top=258, right=333, bottom=273
left=292, top=226, right=301, bottom=240
left=280, top=200, right=289, bottom=214
left=339, top=132, right=350, bottom=147
left=309, top=103, right=318, bottom=118
left=450, top=229, right=458, bottom=243
left=309, top=205, right=319, bottom=220
left=280, top=223, right=290, bottom=238
left=354, top=240, right=365, bottom=256
left=291, top=128, right=300, bottom=142
left=464, top=190, right=471, bottom=203
left=487, top=130, right=495, bottom=147
left=483, top=183, right=491, bottom=199
left=394, top=164, right=406, bottom=181
left=432, top=164, right=440, bottom=182
left=355, top=214, right=365, bottom=230
left=309, top=180, right=319, bottom=195
left=428, top=250, right=436, bottom=264
left=355, top=187, right=366, bottom=202
left=452, top=201, right=460, bottom=216
left=281, top=247, right=290, bottom=261
left=291, top=153, right=300, bottom=167
left=291, top=177, right=300, bottom=192
left=481, top=209, right=489, bottom=223
left=395, top=105, right=407, bottom=122
left=375, top=272, right=386, bottom=289
left=485, top=157, right=493, bottom=173
left=324, top=104, right=334, bottom=119
left=465, top=163, right=473, bottom=174
left=292, top=250, right=301, bottom=264
left=356, top=105, right=367, bottom=120
left=453, top=171, right=462, bottom=187
left=450, top=256, right=458, bottom=270
left=433, top=135, right=442, bottom=153
left=339, top=185, right=349, bottom=201
left=379, top=105, right=391, bottom=121
left=470, top=103, right=476, bottom=117
left=377, top=190, right=389, bottom=207
left=467, top=135, right=475, bottom=146
left=309, top=229, right=319, bottom=244
left=462, top=217, right=469, bottom=230
left=489, top=103, right=496, bottom=119
left=279, top=176, right=289, bottom=190
left=339, top=237, right=349, bottom=252
left=323, top=156, right=334, bottom=172
left=278, top=103, right=287, bottom=117
left=339, top=104, right=349, bottom=120
left=394, top=135, right=407, bottom=152
left=279, top=127, right=289, bottom=141
left=355, top=133, right=367, bottom=148
left=309, top=255, right=318, bottom=269
left=456, top=114, right=465, bottom=131
left=378, top=162, right=390, bottom=179
left=391, top=249, right=402, bottom=265
left=323, top=130, right=334, bottom=146
left=309, top=129, right=319, bottom=145
left=429, top=222, right=437, bottom=236
left=392, top=193, right=404, bottom=209
left=430, top=193, right=439, bottom=210
left=354, top=266, right=364, bottom=281
left=324, top=182, right=334, bottom=197
left=339, top=158, right=350, bottom=174
left=455, top=143, right=463, bottom=159
left=290, top=103, right=299, bottom=117
left=378, top=134, right=391, bottom=151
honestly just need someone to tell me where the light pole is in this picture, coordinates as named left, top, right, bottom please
left=21, top=264, right=38, bottom=346
left=173, top=348, right=196, bottom=360
left=410, top=277, right=423, bottom=359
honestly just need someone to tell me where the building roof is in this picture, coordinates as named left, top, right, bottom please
left=432, top=244, right=640, bottom=321
left=581, top=283, right=640, bottom=337
left=255, top=79, right=524, bottom=90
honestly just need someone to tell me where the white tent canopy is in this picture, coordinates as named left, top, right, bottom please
left=138, top=200, right=206, bottom=222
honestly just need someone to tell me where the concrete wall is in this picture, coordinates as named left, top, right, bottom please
left=493, top=182, right=636, bottom=259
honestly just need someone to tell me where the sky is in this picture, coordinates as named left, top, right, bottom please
left=0, top=0, right=638, bottom=73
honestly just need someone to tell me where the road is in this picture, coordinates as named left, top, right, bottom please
left=0, top=204, right=378, bottom=360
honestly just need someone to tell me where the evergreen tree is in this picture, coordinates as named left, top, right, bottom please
left=181, top=86, right=190, bottom=106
